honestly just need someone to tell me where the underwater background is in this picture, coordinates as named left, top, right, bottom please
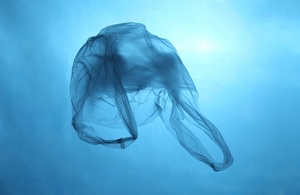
left=1, top=0, right=300, bottom=194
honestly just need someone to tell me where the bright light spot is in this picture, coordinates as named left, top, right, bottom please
left=174, top=38, right=219, bottom=54
left=196, top=39, right=218, bottom=52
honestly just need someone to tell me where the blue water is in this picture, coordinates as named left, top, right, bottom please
left=1, top=0, right=299, bottom=194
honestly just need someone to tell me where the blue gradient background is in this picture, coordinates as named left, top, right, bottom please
left=1, top=0, right=300, bottom=194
